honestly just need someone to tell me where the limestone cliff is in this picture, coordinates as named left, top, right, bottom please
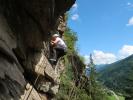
left=0, top=0, right=75, bottom=100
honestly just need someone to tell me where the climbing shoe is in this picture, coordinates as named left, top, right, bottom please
left=49, top=59, right=56, bottom=62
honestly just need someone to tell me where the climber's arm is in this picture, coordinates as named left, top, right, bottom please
left=51, top=39, right=59, bottom=46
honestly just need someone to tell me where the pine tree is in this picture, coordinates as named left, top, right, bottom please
left=87, top=54, right=108, bottom=100
left=88, top=54, right=97, bottom=100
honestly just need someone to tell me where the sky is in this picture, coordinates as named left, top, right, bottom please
left=68, top=0, right=133, bottom=65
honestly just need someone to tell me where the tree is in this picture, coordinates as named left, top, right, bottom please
left=87, top=54, right=108, bottom=100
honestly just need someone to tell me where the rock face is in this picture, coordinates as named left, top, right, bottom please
left=68, top=54, right=85, bottom=85
left=0, top=0, right=75, bottom=99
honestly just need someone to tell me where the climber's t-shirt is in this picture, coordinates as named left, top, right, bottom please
left=55, top=37, right=67, bottom=51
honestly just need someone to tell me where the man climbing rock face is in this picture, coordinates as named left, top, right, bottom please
left=50, top=34, right=67, bottom=64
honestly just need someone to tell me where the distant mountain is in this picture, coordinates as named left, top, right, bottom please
left=96, top=64, right=108, bottom=72
left=98, top=54, right=133, bottom=99
left=85, top=64, right=107, bottom=76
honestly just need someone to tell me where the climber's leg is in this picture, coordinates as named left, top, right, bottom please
left=52, top=48, right=57, bottom=61
left=49, top=48, right=66, bottom=65
left=55, top=48, right=66, bottom=60
left=49, top=47, right=57, bottom=65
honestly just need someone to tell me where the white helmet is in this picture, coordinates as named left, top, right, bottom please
left=52, top=34, right=59, bottom=37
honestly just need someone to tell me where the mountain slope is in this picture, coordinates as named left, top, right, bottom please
left=85, top=64, right=107, bottom=76
left=98, top=55, right=133, bottom=99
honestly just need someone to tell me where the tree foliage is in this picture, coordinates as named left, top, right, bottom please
left=64, top=27, right=78, bottom=54
left=98, top=54, right=133, bottom=99
left=85, top=54, right=109, bottom=100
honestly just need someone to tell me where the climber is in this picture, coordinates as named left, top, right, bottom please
left=49, top=34, right=67, bottom=64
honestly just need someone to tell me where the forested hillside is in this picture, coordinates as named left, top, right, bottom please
left=98, top=55, right=133, bottom=100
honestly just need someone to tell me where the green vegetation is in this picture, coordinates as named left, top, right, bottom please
left=56, top=30, right=114, bottom=99
left=56, top=27, right=91, bottom=100
left=64, top=27, right=78, bottom=54
left=107, top=95, right=125, bottom=100
left=56, top=14, right=127, bottom=100
left=118, top=96, right=125, bottom=100
left=98, top=55, right=133, bottom=99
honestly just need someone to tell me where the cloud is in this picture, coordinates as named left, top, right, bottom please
left=84, top=45, right=133, bottom=65
left=119, top=45, right=133, bottom=59
left=71, top=14, right=79, bottom=20
left=72, top=3, right=78, bottom=9
left=92, top=50, right=117, bottom=65
left=84, top=51, right=117, bottom=65
left=126, top=2, right=133, bottom=11
left=127, top=17, right=133, bottom=26
left=127, top=2, right=131, bottom=6
left=71, top=3, right=79, bottom=21
left=84, top=55, right=90, bottom=65
left=127, top=2, right=133, bottom=7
